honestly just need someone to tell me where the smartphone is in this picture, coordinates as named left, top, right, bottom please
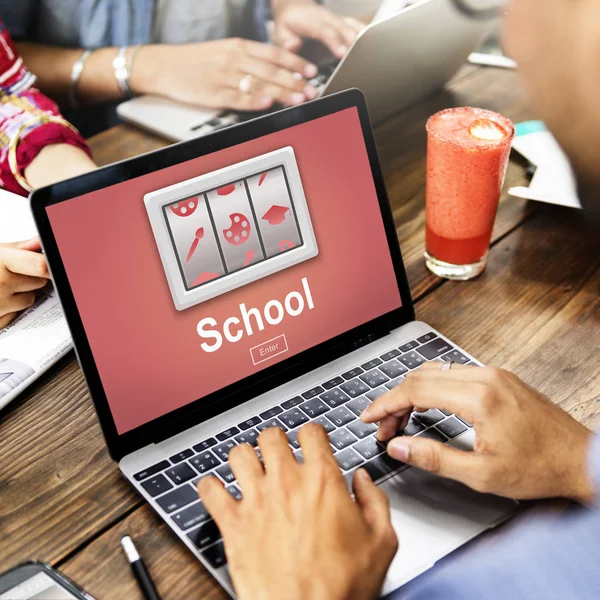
left=0, top=562, right=94, bottom=600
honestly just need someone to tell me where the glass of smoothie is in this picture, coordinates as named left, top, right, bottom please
left=424, top=107, right=515, bottom=280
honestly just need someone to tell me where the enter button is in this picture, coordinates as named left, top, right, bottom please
left=250, top=335, right=288, bottom=365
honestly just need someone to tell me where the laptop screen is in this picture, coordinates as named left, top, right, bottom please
left=46, top=107, right=402, bottom=434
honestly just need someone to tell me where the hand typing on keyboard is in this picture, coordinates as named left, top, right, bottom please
left=198, top=424, right=397, bottom=600
left=135, top=39, right=319, bottom=112
left=271, top=1, right=364, bottom=59
left=362, top=362, right=595, bottom=503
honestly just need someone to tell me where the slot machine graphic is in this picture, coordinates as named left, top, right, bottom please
left=144, top=147, right=318, bottom=310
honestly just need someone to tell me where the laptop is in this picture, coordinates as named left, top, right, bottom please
left=116, top=0, right=493, bottom=142
left=32, top=90, right=515, bottom=598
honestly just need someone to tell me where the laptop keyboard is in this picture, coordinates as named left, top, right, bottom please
left=133, top=331, right=474, bottom=570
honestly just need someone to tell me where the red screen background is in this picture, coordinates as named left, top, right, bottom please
left=47, top=108, right=402, bottom=433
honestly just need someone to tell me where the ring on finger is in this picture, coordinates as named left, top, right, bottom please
left=238, top=74, right=254, bottom=94
left=442, top=360, right=455, bottom=371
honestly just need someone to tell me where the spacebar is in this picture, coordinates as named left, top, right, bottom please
left=363, top=453, right=406, bottom=482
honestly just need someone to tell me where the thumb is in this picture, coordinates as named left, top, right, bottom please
left=353, top=468, right=392, bottom=535
left=387, top=436, right=476, bottom=484
left=276, top=24, right=302, bottom=52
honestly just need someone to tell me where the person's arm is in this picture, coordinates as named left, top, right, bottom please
left=362, top=362, right=595, bottom=504
left=16, top=43, right=123, bottom=105
left=24, top=143, right=96, bottom=189
left=17, top=39, right=321, bottom=111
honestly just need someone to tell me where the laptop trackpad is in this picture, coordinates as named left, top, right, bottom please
left=379, top=466, right=517, bottom=596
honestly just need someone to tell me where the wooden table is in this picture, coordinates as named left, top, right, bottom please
left=1, top=66, right=599, bottom=600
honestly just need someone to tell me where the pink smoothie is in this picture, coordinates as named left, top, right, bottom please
left=425, top=107, right=515, bottom=265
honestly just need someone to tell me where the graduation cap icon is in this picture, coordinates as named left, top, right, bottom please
left=261, top=204, right=290, bottom=225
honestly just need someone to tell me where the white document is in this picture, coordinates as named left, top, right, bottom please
left=509, top=123, right=582, bottom=209
left=0, top=189, right=72, bottom=410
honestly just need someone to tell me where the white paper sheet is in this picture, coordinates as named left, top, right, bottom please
left=0, top=189, right=72, bottom=410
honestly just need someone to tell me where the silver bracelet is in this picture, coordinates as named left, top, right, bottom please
left=113, top=46, right=130, bottom=97
left=127, top=44, right=142, bottom=87
left=113, top=45, right=142, bottom=98
left=68, top=49, right=92, bottom=109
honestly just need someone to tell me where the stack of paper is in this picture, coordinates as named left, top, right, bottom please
left=509, top=121, right=582, bottom=209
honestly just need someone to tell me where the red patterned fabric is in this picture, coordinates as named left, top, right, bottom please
left=0, top=20, right=91, bottom=196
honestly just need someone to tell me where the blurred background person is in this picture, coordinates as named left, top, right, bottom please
left=0, top=18, right=96, bottom=328
left=1, top=0, right=364, bottom=136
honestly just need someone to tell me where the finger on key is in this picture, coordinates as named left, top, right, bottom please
left=245, top=40, right=318, bottom=79
left=257, top=426, right=297, bottom=474
left=320, top=24, right=348, bottom=58
left=240, top=56, right=310, bottom=95
left=197, top=475, right=238, bottom=534
left=228, top=442, right=265, bottom=492
left=243, top=78, right=305, bottom=106
left=297, top=421, right=338, bottom=466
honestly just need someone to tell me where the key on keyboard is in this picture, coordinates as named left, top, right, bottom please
left=335, top=448, right=364, bottom=471
left=299, top=398, right=329, bottom=418
left=279, top=408, right=310, bottom=429
left=329, top=428, right=357, bottom=451
left=345, top=396, right=371, bottom=416
left=234, top=429, right=259, bottom=447
left=340, top=378, right=370, bottom=398
left=188, top=520, right=221, bottom=551
left=165, top=463, right=196, bottom=485
left=320, top=388, right=350, bottom=408
left=213, top=440, right=237, bottom=461
left=156, top=484, right=197, bottom=513
left=256, top=418, right=287, bottom=433
left=354, top=436, right=386, bottom=460
left=172, top=501, right=210, bottom=530
left=190, top=451, right=220, bottom=473
left=216, top=464, right=235, bottom=484
left=360, top=369, right=389, bottom=388
left=326, top=406, right=356, bottom=427
left=436, top=417, right=468, bottom=438
left=347, top=420, right=377, bottom=439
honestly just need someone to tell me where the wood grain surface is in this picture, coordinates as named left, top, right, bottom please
left=1, top=64, right=597, bottom=600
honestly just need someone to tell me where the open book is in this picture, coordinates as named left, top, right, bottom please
left=0, top=190, right=72, bottom=410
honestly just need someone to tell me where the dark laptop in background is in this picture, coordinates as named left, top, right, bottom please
left=32, top=90, right=515, bottom=598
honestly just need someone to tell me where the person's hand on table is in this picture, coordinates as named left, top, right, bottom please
left=132, top=39, right=320, bottom=112
left=0, top=238, right=49, bottom=329
left=362, top=362, right=595, bottom=504
left=272, top=0, right=365, bottom=58
left=197, top=424, right=398, bottom=600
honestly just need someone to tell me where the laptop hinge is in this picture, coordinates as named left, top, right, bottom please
left=353, top=330, right=388, bottom=350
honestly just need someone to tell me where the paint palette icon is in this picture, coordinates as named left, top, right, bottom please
left=144, top=147, right=318, bottom=311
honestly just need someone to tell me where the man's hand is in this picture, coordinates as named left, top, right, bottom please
left=0, top=238, right=49, bottom=329
left=362, top=363, right=595, bottom=504
left=272, top=0, right=365, bottom=58
left=133, top=39, right=319, bottom=112
left=198, top=424, right=398, bottom=600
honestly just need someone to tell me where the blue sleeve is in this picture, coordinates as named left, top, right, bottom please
left=396, top=436, right=600, bottom=600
